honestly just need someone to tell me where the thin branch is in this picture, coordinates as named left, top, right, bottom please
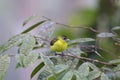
left=56, top=53, right=115, bottom=66
left=43, top=16, right=99, bottom=33
left=8, top=53, right=115, bottom=66
left=80, top=45, right=117, bottom=58
left=96, top=45, right=117, bottom=58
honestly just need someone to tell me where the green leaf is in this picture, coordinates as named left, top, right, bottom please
left=38, top=21, right=55, bottom=40
left=37, top=70, right=51, bottom=80
left=71, top=75, right=76, bottom=80
left=75, top=63, right=100, bottom=80
left=15, top=54, right=24, bottom=67
left=0, top=34, right=24, bottom=53
left=47, top=70, right=68, bottom=80
left=16, top=52, right=39, bottom=68
left=87, top=62, right=99, bottom=70
left=22, top=20, right=46, bottom=33
left=54, top=64, right=68, bottom=73
left=101, top=73, right=110, bottom=80
left=0, top=55, right=10, bottom=80
left=22, top=52, right=39, bottom=67
left=69, top=58, right=79, bottom=69
left=18, top=34, right=36, bottom=55
left=109, top=59, right=120, bottom=64
left=112, top=26, right=120, bottom=30
left=67, top=45, right=84, bottom=56
left=87, top=70, right=101, bottom=80
left=112, top=26, right=120, bottom=35
left=78, top=62, right=90, bottom=77
left=115, top=71, right=120, bottom=79
left=40, top=54, right=54, bottom=73
left=23, top=15, right=38, bottom=26
left=0, top=34, right=36, bottom=55
left=101, top=67, right=112, bottom=72
left=31, top=62, right=45, bottom=79
left=74, top=70, right=88, bottom=80
left=74, top=70, right=81, bottom=80
left=47, top=74, right=56, bottom=80
left=97, top=32, right=115, bottom=38
left=68, top=38, right=94, bottom=46
left=56, top=70, right=69, bottom=80
left=114, top=64, right=120, bottom=71
left=61, top=70, right=73, bottom=80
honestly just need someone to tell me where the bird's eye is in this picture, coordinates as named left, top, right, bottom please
left=63, top=37, right=66, bottom=40
left=62, top=35, right=67, bottom=40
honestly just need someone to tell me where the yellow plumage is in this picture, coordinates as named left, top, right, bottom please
left=50, top=37, right=68, bottom=52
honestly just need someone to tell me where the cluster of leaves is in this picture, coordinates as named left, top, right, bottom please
left=0, top=16, right=120, bottom=80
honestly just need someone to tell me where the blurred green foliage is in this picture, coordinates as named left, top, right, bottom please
left=0, top=0, right=120, bottom=80
left=69, top=9, right=98, bottom=26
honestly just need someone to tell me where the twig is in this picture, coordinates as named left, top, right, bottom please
left=56, top=53, right=115, bottom=66
left=7, top=53, right=115, bottom=66
left=98, top=47, right=117, bottom=58
left=80, top=45, right=117, bottom=58
left=43, top=16, right=99, bottom=33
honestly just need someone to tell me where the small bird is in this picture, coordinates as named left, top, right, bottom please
left=50, top=35, right=69, bottom=53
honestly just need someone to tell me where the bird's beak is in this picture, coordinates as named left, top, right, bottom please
left=65, top=39, right=70, bottom=42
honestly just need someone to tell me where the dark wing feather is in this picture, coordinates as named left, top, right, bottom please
left=50, top=38, right=58, bottom=46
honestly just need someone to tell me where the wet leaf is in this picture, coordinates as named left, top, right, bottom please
left=54, top=64, right=68, bottom=73
left=47, top=70, right=67, bottom=80
left=22, top=20, right=46, bottom=33
left=23, top=15, right=38, bottom=26
left=31, top=62, right=45, bottom=79
left=67, top=45, right=84, bottom=56
left=112, top=26, right=120, bottom=35
left=0, top=34, right=36, bottom=55
left=0, top=55, right=10, bottom=80
left=109, top=59, right=120, bottom=64
left=115, top=71, right=120, bottom=79
left=97, top=32, right=115, bottom=38
left=18, top=34, right=36, bottom=55
left=78, top=62, right=90, bottom=77
left=0, top=34, right=24, bottom=53
left=69, top=58, right=79, bottom=69
left=37, top=70, right=51, bottom=80
left=114, top=64, right=120, bottom=71
left=47, top=74, right=56, bottom=80
left=87, top=70, right=101, bottom=80
left=22, top=52, right=39, bottom=67
left=38, top=21, right=55, bottom=39
left=68, top=38, right=95, bottom=46
left=87, top=62, right=99, bottom=70
left=101, top=73, right=110, bottom=80
left=74, top=70, right=88, bottom=80
left=16, top=52, right=39, bottom=68
left=61, top=70, right=73, bottom=80
left=40, top=54, right=54, bottom=73
left=112, top=26, right=120, bottom=30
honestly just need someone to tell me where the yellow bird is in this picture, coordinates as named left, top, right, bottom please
left=50, top=35, right=69, bottom=52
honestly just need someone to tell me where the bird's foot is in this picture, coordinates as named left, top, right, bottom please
left=61, top=52, right=64, bottom=57
left=54, top=52, right=57, bottom=56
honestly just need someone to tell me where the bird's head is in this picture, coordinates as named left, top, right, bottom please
left=59, top=35, right=70, bottom=42
left=50, top=35, right=70, bottom=46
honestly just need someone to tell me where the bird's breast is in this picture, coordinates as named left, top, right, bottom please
left=50, top=40, right=67, bottom=52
